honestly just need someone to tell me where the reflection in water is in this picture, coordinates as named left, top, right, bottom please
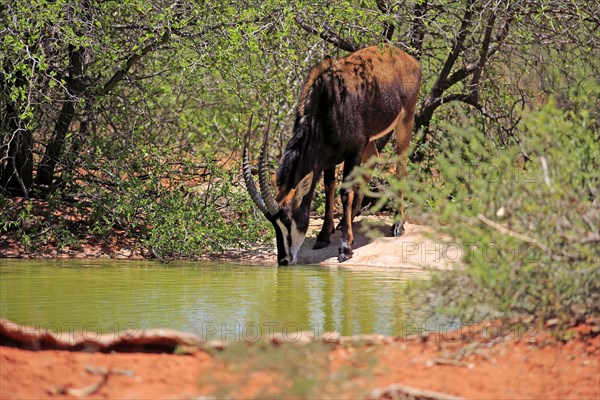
left=0, top=260, right=449, bottom=339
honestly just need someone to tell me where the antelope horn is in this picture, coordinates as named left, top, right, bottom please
left=258, top=117, right=280, bottom=216
left=242, top=116, right=268, bottom=215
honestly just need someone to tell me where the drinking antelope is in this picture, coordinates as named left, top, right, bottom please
left=243, top=45, right=421, bottom=265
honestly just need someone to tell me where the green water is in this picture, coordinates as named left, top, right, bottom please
left=0, top=260, right=451, bottom=339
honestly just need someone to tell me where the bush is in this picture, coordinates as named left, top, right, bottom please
left=1, top=145, right=273, bottom=261
left=350, top=98, right=599, bottom=324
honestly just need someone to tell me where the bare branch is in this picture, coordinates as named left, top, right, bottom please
left=294, top=15, right=358, bottom=52
left=438, top=4, right=515, bottom=92
left=100, top=30, right=171, bottom=96
left=429, top=0, right=475, bottom=100
left=414, top=2, right=518, bottom=143
left=477, top=214, right=549, bottom=253
left=469, top=10, right=496, bottom=102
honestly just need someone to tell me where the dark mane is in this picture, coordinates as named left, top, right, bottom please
left=298, top=56, right=334, bottom=116
left=275, top=59, right=333, bottom=199
left=275, top=114, right=313, bottom=200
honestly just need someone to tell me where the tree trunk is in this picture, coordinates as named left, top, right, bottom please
left=1, top=104, right=33, bottom=197
left=34, top=44, right=83, bottom=193
left=34, top=100, right=76, bottom=191
left=1, top=66, right=33, bottom=197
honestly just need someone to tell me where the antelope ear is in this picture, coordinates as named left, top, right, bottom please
left=292, top=172, right=313, bottom=207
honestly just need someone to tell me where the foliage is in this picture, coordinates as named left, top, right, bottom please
left=3, top=0, right=598, bottom=193
left=1, top=0, right=598, bottom=280
left=1, top=146, right=273, bottom=260
left=350, top=97, right=599, bottom=324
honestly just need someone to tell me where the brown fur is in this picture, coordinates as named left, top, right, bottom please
left=265, top=45, right=421, bottom=264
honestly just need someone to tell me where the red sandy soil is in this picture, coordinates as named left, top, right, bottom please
left=1, top=323, right=598, bottom=399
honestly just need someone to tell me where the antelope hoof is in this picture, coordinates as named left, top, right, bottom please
left=338, top=247, right=353, bottom=263
left=392, top=221, right=405, bottom=237
left=313, top=240, right=330, bottom=250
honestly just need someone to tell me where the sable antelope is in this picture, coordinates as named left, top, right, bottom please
left=243, top=45, right=421, bottom=265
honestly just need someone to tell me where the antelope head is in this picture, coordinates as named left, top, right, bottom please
left=242, top=119, right=313, bottom=265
